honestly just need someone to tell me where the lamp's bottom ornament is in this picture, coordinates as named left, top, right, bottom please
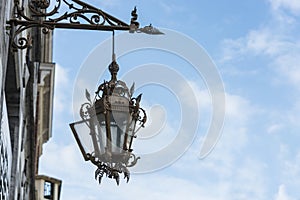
left=92, top=153, right=141, bottom=185
left=94, top=163, right=130, bottom=185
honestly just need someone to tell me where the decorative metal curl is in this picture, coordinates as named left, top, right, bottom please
left=79, top=102, right=92, bottom=120
left=10, top=23, right=54, bottom=50
left=64, top=11, right=106, bottom=25
left=138, top=107, right=147, bottom=127
left=126, top=153, right=141, bottom=167
left=13, top=36, right=31, bottom=50
left=90, top=14, right=101, bottom=24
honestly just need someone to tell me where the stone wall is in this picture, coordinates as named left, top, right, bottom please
left=0, top=1, right=13, bottom=200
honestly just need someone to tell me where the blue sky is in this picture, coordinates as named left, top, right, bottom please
left=39, top=0, right=300, bottom=199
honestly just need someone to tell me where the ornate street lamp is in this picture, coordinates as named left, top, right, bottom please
left=69, top=32, right=147, bottom=185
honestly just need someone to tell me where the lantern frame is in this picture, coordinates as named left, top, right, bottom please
left=69, top=59, right=146, bottom=185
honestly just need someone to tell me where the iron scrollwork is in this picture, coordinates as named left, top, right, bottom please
left=7, top=0, right=139, bottom=50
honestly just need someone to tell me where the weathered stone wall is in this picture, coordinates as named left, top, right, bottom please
left=1, top=1, right=33, bottom=199
left=0, top=1, right=13, bottom=200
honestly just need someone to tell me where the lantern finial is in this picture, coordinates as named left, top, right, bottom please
left=108, top=31, right=119, bottom=82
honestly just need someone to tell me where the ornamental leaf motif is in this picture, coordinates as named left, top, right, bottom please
left=85, top=89, right=91, bottom=103
left=129, top=82, right=135, bottom=97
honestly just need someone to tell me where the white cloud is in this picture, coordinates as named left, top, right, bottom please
left=269, top=0, right=300, bottom=15
left=221, top=11, right=300, bottom=89
left=221, top=27, right=295, bottom=62
left=274, top=184, right=295, bottom=200
left=185, top=81, right=211, bottom=112
left=187, top=83, right=267, bottom=198
left=137, top=104, right=167, bottom=140
left=281, top=151, right=300, bottom=185
left=39, top=140, right=86, bottom=178
left=219, top=4, right=300, bottom=197
left=202, top=93, right=254, bottom=162
left=274, top=52, right=300, bottom=86
left=179, top=80, right=255, bottom=158
left=267, top=123, right=283, bottom=134
left=53, top=64, right=72, bottom=114
left=40, top=140, right=223, bottom=200
left=225, top=93, right=255, bottom=122
left=275, top=143, right=300, bottom=199
left=246, top=29, right=292, bottom=56
left=172, top=86, right=266, bottom=197
left=126, top=175, right=217, bottom=200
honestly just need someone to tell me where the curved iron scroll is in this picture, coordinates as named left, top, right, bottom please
left=7, top=0, right=136, bottom=50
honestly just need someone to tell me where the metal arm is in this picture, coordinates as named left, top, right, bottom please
left=6, top=0, right=139, bottom=50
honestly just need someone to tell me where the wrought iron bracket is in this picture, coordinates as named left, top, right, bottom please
left=6, top=0, right=143, bottom=50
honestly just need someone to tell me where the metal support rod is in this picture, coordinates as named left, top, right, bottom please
left=8, top=19, right=130, bottom=31
left=112, top=30, right=115, bottom=61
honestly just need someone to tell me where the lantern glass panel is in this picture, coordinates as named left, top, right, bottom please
left=124, top=116, right=137, bottom=150
left=94, top=113, right=107, bottom=155
left=70, top=119, right=96, bottom=159
left=109, top=95, right=130, bottom=153
left=110, top=110, right=128, bottom=153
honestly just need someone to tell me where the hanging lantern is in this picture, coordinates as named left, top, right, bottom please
left=69, top=58, right=146, bottom=185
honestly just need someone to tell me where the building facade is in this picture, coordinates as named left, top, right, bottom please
left=0, top=1, right=60, bottom=199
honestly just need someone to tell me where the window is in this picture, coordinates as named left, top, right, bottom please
left=44, top=181, right=53, bottom=199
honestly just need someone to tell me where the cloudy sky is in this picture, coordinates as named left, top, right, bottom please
left=39, top=0, right=300, bottom=199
